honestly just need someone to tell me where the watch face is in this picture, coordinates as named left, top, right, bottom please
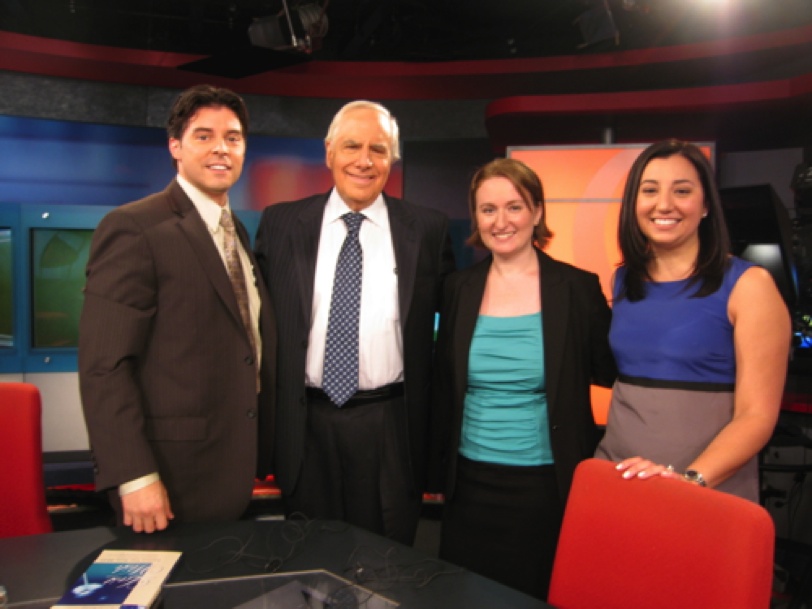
left=685, top=470, right=707, bottom=486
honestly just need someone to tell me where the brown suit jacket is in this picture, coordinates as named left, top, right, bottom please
left=79, top=180, right=276, bottom=522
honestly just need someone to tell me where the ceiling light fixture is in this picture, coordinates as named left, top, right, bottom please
left=248, top=0, right=328, bottom=54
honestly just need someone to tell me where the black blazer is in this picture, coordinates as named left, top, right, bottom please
left=254, top=192, right=456, bottom=496
left=431, top=248, right=616, bottom=502
left=79, top=180, right=277, bottom=522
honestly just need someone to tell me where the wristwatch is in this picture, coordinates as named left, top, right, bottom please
left=683, top=469, right=707, bottom=487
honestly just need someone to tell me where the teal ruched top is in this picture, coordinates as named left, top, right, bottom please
left=460, top=312, right=553, bottom=466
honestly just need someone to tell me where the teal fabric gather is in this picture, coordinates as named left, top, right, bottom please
left=460, top=312, right=553, bottom=466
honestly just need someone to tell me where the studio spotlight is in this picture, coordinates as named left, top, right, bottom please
left=248, top=1, right=328, bottom=54
left=575, top=0, right=620, bottom=49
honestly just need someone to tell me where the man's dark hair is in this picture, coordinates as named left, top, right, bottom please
left=166, top=84, right=249, bottom=141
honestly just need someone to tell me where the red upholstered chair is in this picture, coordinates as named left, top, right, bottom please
left=0, top=382, right=53, bottom=537
left=548, top=458, right=774, bottom=609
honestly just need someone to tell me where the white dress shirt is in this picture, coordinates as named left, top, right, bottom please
left=306, top=189, right=403, bottom=390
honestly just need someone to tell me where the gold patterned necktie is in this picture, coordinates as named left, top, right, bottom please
left=219, top=208, right=259, bottom=391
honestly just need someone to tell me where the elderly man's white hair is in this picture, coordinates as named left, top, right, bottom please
left=324, top=100, right=401, bottom=161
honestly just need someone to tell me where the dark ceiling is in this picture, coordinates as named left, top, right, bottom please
left=2, top=0, right=812, bottom=151
left=0, top=0, right=575, bottom=62
left=3, top=0, right=812, bottom=71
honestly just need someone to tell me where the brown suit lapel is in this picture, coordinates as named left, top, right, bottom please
left=165, top=181, right=247, bottom=337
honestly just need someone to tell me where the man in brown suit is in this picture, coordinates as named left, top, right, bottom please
left=79, top=85, right=275, bottom=533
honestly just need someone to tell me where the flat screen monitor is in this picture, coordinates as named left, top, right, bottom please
left=30, top=228, right=94, bottom=349
left=0, top=227, right=12, bottom=348
left=718, top=184, right=798, bottom=310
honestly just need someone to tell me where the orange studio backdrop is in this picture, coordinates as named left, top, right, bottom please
left=508, top=143, right=714, bottom=425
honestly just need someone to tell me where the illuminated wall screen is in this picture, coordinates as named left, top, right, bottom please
left=508, top=144, right=714, bottom=424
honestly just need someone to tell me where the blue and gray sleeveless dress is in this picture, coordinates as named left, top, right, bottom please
left=595, top=257, right=758, bottom=502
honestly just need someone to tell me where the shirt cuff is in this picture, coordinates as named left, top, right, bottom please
left=119, top=473, right=160, bottom=497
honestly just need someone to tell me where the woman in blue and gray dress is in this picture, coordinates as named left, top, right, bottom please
left=432, top=158, right=616, bottom=599
left=595, top=140, right=791, bottom=502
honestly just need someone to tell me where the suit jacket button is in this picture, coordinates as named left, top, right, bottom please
left=247, top=409, right=257, bottom=419
left=245, top=355, right=255, bottom=365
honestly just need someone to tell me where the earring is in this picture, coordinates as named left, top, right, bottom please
left=702, top=211, right=708, bottom=218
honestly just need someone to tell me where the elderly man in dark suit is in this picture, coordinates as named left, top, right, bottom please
left=79, top=85, right=276, bottom=533
left=255, top=100, right=455, bottom=545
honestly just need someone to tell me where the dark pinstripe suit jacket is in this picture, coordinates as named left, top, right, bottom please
left=79, top=180, right=276, bottom=522
left=254, top=192, right=455, bottom=497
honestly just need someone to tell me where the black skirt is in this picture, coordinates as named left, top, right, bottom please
left=439, top=455, right=563, bottom=600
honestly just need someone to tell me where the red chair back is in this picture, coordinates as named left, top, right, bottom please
left=0, top=382, right=53, bottom=537
left=548, top=458, right=774, bottom=609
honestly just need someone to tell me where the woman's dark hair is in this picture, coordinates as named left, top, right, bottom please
left=166, top=85, right=249, bottom=167
left=617, top=139, right=731, bottom=301
left=466, top=158, right=553, bottom=249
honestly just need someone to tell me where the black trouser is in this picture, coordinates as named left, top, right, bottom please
left=284, top=389, right=422, bottom=546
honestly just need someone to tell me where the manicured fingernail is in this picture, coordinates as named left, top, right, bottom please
left=622, top=470, right=633, bottom=479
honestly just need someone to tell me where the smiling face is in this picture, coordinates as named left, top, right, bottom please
left=475, top=176, right=542, bottom=259
left=169, top=105, right=245, bottom=207
left=325, top=107, right=393, bottom=211
left=635, top=154, right=707, bottom=256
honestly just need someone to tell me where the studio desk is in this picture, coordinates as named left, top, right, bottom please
left=0, top=519, right=551, bottom=609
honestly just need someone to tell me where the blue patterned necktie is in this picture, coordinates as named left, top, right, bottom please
left=323, top=212, right=365, bottom=406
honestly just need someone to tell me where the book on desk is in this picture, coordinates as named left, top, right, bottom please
left=51, top=549, right=181, bottom=609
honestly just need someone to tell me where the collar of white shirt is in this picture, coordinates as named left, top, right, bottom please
left=325, top=188, right=387, bottom=229
left=176, top=174, right=232, bottom=235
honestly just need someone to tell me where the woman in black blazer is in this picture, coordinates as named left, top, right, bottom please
left=431, top=158, right=616, bottom=599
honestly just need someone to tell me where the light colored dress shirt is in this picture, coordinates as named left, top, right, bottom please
left=305, top=189, right=403, bottom=390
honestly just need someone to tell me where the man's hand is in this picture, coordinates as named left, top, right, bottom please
left=121, top=480, right=174, bottom=533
